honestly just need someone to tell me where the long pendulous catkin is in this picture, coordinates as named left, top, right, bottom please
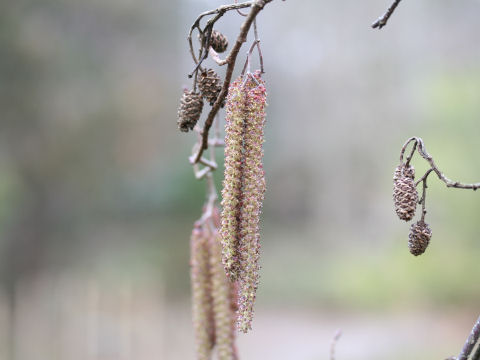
left=221, top=76, right=247, bottom=281
left=191, top=223, right=215, bottom=360
left=221, top=71, right=267, bottom=333
left=210, top=208, right=238, bottom=360
left=236, top=73, right=266, bottom=333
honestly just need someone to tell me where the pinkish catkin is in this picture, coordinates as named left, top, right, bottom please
left=190, top=223, right=215, bottom=360
left=221, top=71, right=267, bottom=333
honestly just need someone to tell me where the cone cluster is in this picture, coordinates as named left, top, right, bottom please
left=199, top=69, right=223, bottom=106
left=178, top=90, right=203, bottom=132
left=393, top=163, right=418, bottom=221
left=190, top=210, right=238, bottom=360
left=209, top=30, right=228, bottom=53
left=220, top=71, right=267, bottom=333
left=408, top=220, right=432, bottom=256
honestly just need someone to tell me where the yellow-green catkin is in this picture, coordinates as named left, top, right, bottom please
left=236, top=72, right=267, bottom=333
left=210, top=207, right=238, bottom=359
left=191, top=223, right=214, bottom=360
left=220, top=76, right=246, bottom=281
left=209, top=232, right=239, bottom=359
left=221, top=71, right=267, bottom=333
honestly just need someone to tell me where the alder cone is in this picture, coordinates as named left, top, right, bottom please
left=177, top=90, right=203, bottom=132
left=393, top=164, right=418, bottom=221
left=408, top=220, right=432, bottom=256
left=199, top=69, right=223, bottom=106
left=210, top=30, right=228, bottom=53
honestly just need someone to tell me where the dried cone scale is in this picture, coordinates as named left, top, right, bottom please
left=199, top=69, right=223, bottom=106
left=209, top=30, right=228, bottom=53
left=393, top=163, right=418, bottom=221
left=178, top=90, right=203, bottom=132
left=408, top=220, right=432, bottom=256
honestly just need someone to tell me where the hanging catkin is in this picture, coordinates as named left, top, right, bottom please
left=209, top=208, right=239, bottom=360
left=221, top=71, right=267, bottom=333
left=190, top=223, right=215, bottom=360
left=220, top=76, right=246, bottom=281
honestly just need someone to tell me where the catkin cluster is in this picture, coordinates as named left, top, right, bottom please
left=190, top=208, right=238, bottom=360
left=221, top=71, right=267, bottom=333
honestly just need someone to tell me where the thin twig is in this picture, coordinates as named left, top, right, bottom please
left=415, top=138, right=480, bottom=190
left=187, top=1, right=253, bottom=77
left=417, top=169, right=433, bottom=222
left=415, top=168, right=434, bottom=187
left=209, top=47, right=228, bottom=66
left=235, top=0, right=250, bottom=16
left=330, top=330, right=342, bottom=360
left=372, top=0, right=403, bottom=29
left=399, top=137, right=417, bottom=164
left=457, top=316, right=480, bottom=360
left=399, top=137, right=480, bottom=190
left=472, top=341, right=480, bottom=360
left=193, top=0, right=274, bottom=164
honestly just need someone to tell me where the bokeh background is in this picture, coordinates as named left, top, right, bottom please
left=0, top=0, right=479, bottom=359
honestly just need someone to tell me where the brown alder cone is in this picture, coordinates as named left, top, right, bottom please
left=209, top=30, right=228, bottom=53
left=178, top=90, right=203, bottom=132
left=408, top=220, right=432, bottom=256
left=393, top=163, right=418, bottom=221
left=198, top=69, right=223, bottom=106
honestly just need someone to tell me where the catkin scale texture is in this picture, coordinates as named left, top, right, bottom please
left=190, top=225, right=215, bottom=360
left=220, top=71, right=267, bottom=333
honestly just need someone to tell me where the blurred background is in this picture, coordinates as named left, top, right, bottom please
left=0, top=0, right=479, bottom=359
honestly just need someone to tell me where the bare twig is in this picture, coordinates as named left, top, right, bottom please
left=193, top=0, right=274, bottom=164
left=472, top=341, right=480, bottom=360
left=209, top=47, right=228, bottom=66
left=372, top=0, right=403, bottom=29
left=330, top=330, right=342, bottom=360
left=240, top=19, right=264, bottom=75
left=415, top=138, right=480, bottom=190
left=192, top=114, right=223, bottom=223
left=187, top=1, right=253, bottom=79
left=399, top=136, right=417, bottom=164
left=415, top=168, right=434, bottom=188
left=417, top=169, right=433, bottom=222
left=235, top=0, right=250, bottom=16
left=400, top=137, right=480, bottom=190
left=457, top=316, right=480, bottom=360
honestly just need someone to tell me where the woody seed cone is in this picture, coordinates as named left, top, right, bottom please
left=408, top=220, right=432, bottom=256
left=178, top=90, right=203, bottom=132
left=199, top=69, right=223, bottom=106
left=393, top=164, right=418, bottom=221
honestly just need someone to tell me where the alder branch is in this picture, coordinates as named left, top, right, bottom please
left=192, top=0, right=274, bottom=164
left=456, top=316, right=480, bottom=360
left=372, top=0, right=403, bottom=29
left=330, top=330, right=342, bottom=360
left=399, top=137, right=480, bottom=190
left=472, top=341, right=480, bottom=360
